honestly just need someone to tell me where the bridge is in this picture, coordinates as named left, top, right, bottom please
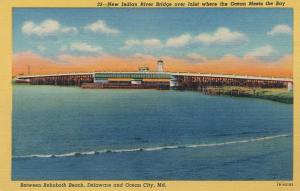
left=15, top=71, right=293, bottom=90
left=171, top=72, right=292, bottom=90
left=16, top=73, right=94, bottom=86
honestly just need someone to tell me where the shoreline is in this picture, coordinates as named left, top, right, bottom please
left=199, top=86, right=293, bottom=104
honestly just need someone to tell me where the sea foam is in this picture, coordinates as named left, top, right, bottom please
left=13, top=134, right=290, bottom=159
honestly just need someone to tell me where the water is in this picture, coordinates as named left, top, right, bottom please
left=12, top=85, right=293, bottom=180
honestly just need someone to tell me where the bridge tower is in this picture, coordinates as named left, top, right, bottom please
left=157, top=59, right=164, bottom=73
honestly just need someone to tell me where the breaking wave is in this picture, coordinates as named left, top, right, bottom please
left=13, top=134, right=290, bottom=159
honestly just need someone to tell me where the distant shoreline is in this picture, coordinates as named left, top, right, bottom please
left=198, top=86, right=293, bottom=104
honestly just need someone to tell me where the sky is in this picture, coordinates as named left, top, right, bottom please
left=13, top=8, right=293, bottom=77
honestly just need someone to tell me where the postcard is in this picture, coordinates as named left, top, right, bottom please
left=0, top=0, right=299, bottom=191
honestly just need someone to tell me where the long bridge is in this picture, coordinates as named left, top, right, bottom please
left=15, top=71, right=293, bottom=90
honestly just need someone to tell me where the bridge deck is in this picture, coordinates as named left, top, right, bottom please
left=17, top=72, right=293, bottom=82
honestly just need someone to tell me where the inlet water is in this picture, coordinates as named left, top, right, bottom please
left=12, top=85, right=293, bottom=180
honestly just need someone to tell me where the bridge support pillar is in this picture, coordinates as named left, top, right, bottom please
left=288, top=82, right=293, bottom=92
left=169, top=75, right=178, bottom=89
left=170, top=80, right=177, bottom=88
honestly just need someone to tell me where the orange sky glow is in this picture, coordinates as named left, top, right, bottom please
left=13, top=52, right=292, bottom=78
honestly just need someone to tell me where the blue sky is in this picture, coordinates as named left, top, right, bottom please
left=13, top=8, right=292, bottom=61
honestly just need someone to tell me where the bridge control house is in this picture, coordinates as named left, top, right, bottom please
left=81, top=60, right=172, bottom=89
left=90, top=72, right=171, bottom=89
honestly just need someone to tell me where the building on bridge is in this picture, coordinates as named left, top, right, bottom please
left=91, top=72, right=171, bottom=89
left=88, top=60, right=169, bottom=89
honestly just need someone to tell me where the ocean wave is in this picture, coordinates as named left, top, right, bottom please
left=13, top=134, right=290, bottom=159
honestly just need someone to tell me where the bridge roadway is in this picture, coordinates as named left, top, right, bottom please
left=17, top=72, right=292, bottom=82
left=171, top=72, right=292, bottom=82
left=16, top=72, right=293, bottom=89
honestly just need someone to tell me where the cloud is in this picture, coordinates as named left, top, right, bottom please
left=121, top=38, right=163, bottom=50
left=70, top=42, right=103, bottom=53
left=185, top=53, right=207, bottom=62
left=121, top=27, right=248, bottom=50
left=37, top=45, right=47, bottom=52
left=60, top=42, right=103, bottom=53
left=22, top=19, right=60, bottom=36
left=166, top=33, right=192, bottom=48
left=267, top=24, right=292, bottom=36
left=194, top=27, right=248, bottom=45
left=245, top=45, right=275, bottom=57
left=59, top=42, right=103, bottom=54
left=60, top=45, right=68, bottom=52
left=122, top=40, right=141, bottom=49
left=61, top=27, right=78, bottom=34
left=22, top=19, right=78, bottom=37
left=132, top=53, right=156, bottom=59
left=84, top=20, right=120, bottom=35
left=143, top=39, right=163, bottom=49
